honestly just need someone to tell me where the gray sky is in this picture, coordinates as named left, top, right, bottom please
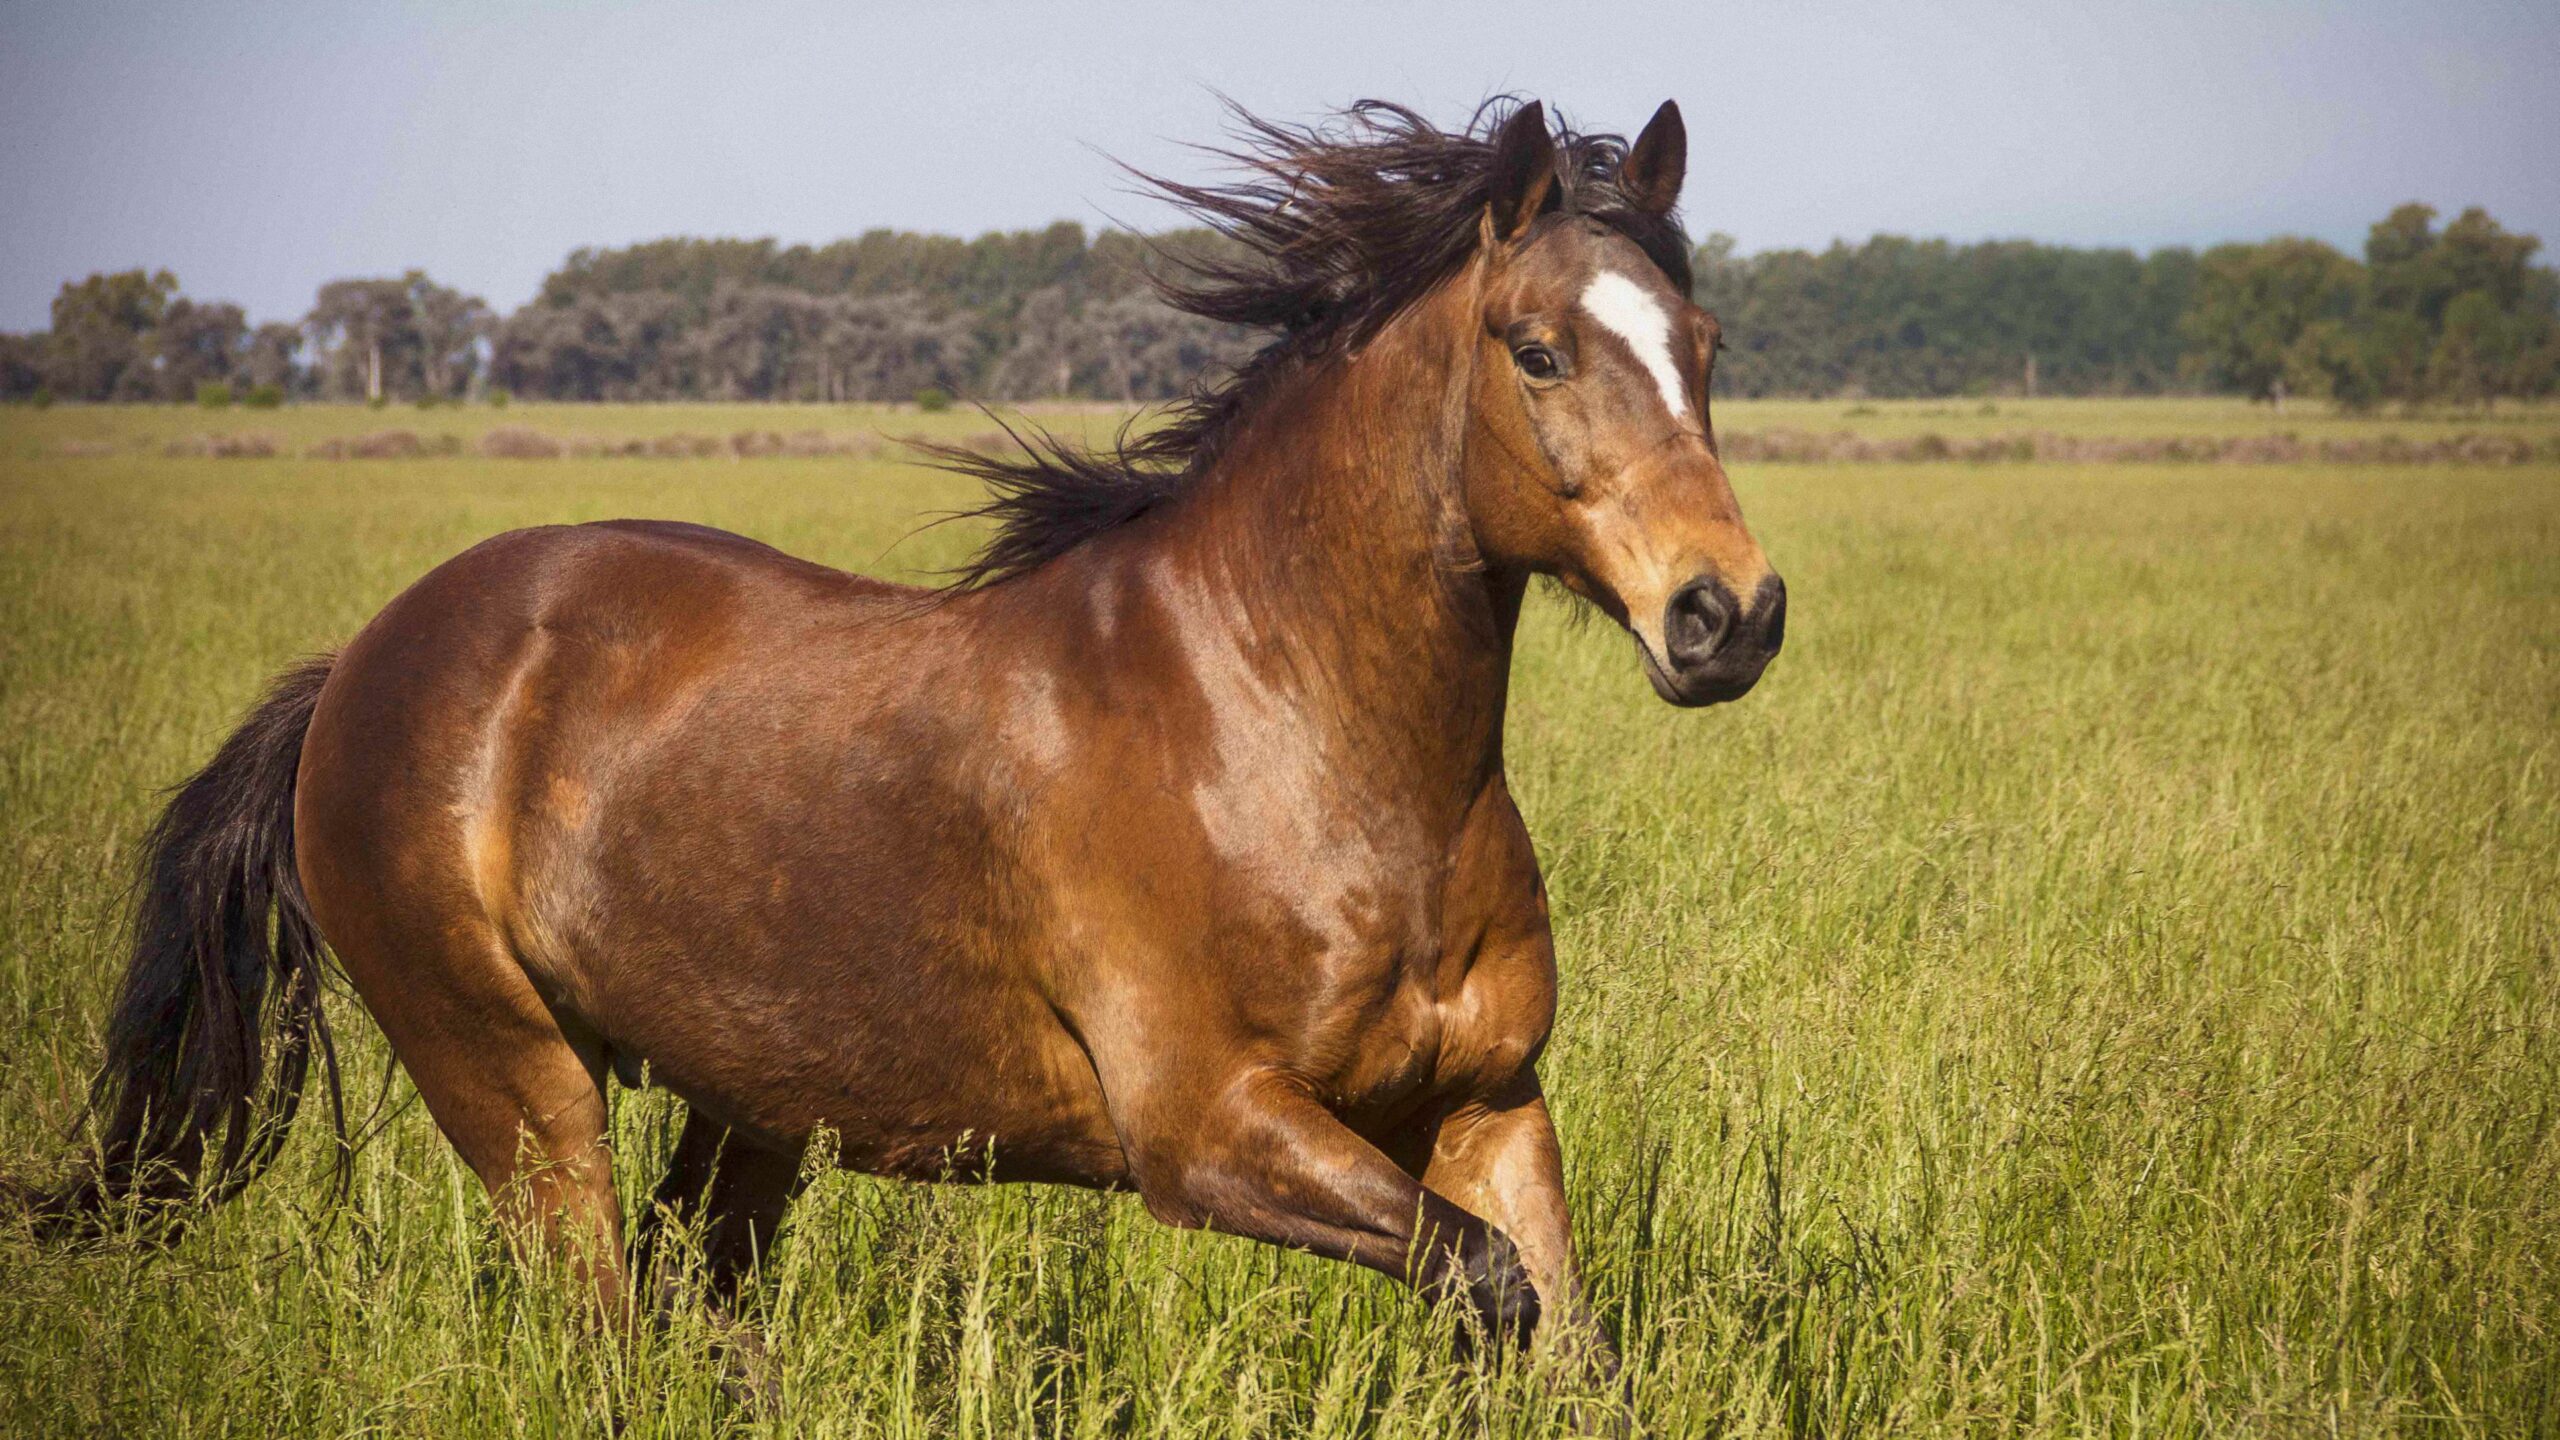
left=3, top=0, right=2553, bottom=330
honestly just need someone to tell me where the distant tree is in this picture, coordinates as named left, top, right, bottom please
left=0, top=332, right=44, bottom=400
left=2282, top=316, right=2385, bottom=410
left=2179, top=238, right=2365, bottom=406
left=495, top=224, right=1250, bottom=402
left=984, top=286, right=1084, bottom=400
left=46, top=269, right=179, bottom=400
left=492, top=290, right=693, bottom=400
left=1087, top=290, right=1255, bottom=401
left=307, top=277, right=410, bottom=401
left=536, top=222, right=1106, bottom=317
left=20, top=212, right=2493, bottom=410
left=814, top=292, right=980, bottom=402
left=983, top=286, right=1253, bottom=402
left=307, top=270, right=489, bottom=402
left=688, top=284, right=831, bottom=399
left=1693, top=234, right=2196, bottom=398
left=2429, top=289, right=2545, bottom=406
left=2358, top=204, right=2558, bottom=406
left=412, top=279, right=493, bottom=399
left=2366, top=204, right=2449, bottom=325
left=240, top=322, right=305, bottom=394
left=149, top=297, right=249, bottom=402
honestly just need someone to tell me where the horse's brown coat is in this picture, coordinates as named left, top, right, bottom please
left=53, top=100, right=1783, bottom=1372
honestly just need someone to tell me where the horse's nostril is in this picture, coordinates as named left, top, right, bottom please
left=1664, top=580, right=1734, bottom=670
left=1758, top=575, right=1787, bottom=654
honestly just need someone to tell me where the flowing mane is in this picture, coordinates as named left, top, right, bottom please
left=933, top=99, right=1696, bottom=588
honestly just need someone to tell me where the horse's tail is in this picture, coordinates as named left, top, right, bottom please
left=13, top=655, right=346, bottom=1239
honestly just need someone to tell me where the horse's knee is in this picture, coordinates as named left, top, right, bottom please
left=1109, top=1076, right=1538, bottom=1350
left=1449, top=1220, right=1542, bottom=1350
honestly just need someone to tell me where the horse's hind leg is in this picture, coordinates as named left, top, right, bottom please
left=321, top=898, right=629, bottom=1316
left=633, top=1109, right=806, bottom=1309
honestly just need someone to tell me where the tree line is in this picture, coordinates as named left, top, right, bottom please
left=4, top=205, right=2552, bottom=408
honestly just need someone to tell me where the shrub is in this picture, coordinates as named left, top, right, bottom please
left=242, top=384, right=284, bottom=409
left=32, top=387, right=54, bottom=409
left=478, top=426, right=564, bottom=460
left=303, top=429, right=453, bottom=460
left=165, top=432, right=281, bottom=458
left=913, top=387, right=953, bottom=413
left=486, top=387, right=511, bottom=409
left=195, top=382, right=234, bottom=409
left=352, top=431, right=419, bottom=458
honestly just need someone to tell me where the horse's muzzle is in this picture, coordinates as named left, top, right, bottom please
left=1650, top=572, right=1785, bottom=707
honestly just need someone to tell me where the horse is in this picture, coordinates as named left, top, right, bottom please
left=26, top=98, right=1783, bottom=1372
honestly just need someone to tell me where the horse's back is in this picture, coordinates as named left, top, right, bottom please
left=298, top=519, right=914, bottom=865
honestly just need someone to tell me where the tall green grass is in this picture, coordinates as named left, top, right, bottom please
left=1, top=414, right=2554, bottom=1435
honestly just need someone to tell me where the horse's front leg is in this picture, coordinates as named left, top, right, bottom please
left=1108, top=1064, right=1542, bottom=1349
left=1406, top=1071, right=1620, bottom=1378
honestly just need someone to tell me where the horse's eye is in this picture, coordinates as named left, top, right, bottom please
left=1513, top=344, right=1563, bottom=381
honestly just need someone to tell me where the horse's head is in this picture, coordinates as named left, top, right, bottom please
left=1460, top=101, right=1784, bottom=707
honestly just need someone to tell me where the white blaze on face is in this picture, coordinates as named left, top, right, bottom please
left=1580, top=268, right=1692, bottom=428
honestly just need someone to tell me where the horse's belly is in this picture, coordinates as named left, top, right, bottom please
left=591, top=957, right=1131, bottom=1188
left=517, top=837, right=1127, bottom=1187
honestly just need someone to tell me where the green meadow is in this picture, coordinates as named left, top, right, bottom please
left=0, top=402, right=2554, bottom=1436
left=9, top=395, right=2560, bottom=459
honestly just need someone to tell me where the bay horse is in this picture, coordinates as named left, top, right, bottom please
left=27, top=99, right=1782, bottom=1370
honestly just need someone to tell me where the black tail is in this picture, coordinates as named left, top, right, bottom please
left=20, top=655, right=346, bottom=1238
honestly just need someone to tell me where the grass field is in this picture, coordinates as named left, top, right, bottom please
left=1715, top=395, right=2560, bottom=443
left=1, top=403, right=2556, bottom=1436
left=9, top=395, right=2560, bottom=463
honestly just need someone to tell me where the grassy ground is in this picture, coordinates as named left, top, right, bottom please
left=0, top=400, right=1071, bottom=464
left=8, top=394, right=2560, bottom=464
left=1712, top=395, right=2560, bottom=442
left=0, top=404, right=2555, bottom=1436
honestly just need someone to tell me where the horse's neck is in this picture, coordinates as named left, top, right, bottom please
left=1158, top=305, right=1519, bottom=795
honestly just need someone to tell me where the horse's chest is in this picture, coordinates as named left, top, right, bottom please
left=1320, top=985, right=1451, bottom=1120
left=1162, top=783, right=1554, bottom=1105
left=1288, top=890, right=1551, bottom=1122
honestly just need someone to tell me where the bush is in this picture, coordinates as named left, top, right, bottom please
left=486, top=387, right=511, bottom=409
left=302, top=429, right=459, bottom=460
left=366, top=395, right=388, bottom=410
left=194, top=381, right=234, bottom=409
left=165, top=432, right=281, bottom=458
left=32, top=387, right=54, bottom=409
left=242, top=384, right=284, bottom=409
left=913, top=387, right=953, bottom=413
left=477, top=426, right=564, bottom=459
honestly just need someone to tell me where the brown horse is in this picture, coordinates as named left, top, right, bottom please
left=30, top=99, right=1781, bottom=1368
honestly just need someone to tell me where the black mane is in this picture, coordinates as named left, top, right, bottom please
left=933, top=100, right=1694, bottom=588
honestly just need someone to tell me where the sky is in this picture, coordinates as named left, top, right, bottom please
left=2, top=0, right=2554, bottom=330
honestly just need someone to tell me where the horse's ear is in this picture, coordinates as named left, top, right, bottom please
left=1486, top=101, right=1555, bottom=241
left=1621, top=100, right=1686, bottom=216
